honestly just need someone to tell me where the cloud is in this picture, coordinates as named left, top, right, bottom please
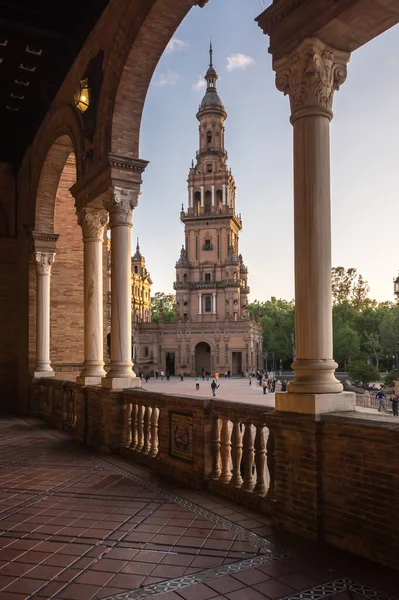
left=226, top=53, right=255, bottom=72
left=153, top=69, right=179, bottom=87
left=165, top=38, right=189, bottom=54
left=193, top=76, right=206, bottom=91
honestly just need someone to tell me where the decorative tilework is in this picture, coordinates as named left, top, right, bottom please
left=90, top=456, right=275, bottom=554
left=280, top=578, right=397, bottom=600
left=101, top=550, right=293, bottom=600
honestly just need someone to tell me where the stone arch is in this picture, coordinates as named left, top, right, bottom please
left=103, top=0, right=196, bottom=159
left=194, top=341, right=212, bottom=375
left=32, top=106, right=84, bottom=233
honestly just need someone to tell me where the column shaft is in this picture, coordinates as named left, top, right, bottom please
left=273, top=37, right=355, bottom=409
left=102, top=187, right=141, bottom=389
left=34, top=252, right=55, bottom=378
left=77, top=208, right=108, bottom=385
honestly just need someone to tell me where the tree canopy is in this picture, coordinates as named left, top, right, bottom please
left=248, top=267, right=398, bottom=373
left=151, top=292, right=176, bottom=323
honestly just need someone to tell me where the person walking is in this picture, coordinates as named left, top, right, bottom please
left=211, top=379, right=219, bottom=397
left=376, top=389, right=386, bottom=412
left=195, top=376, right=200, bottom=391
left=160, top=370, right=164, bottom=381
left=155, top=369, right=159, bottom=380
left=180, top=371, right=184, bottom=382
left=248, top=374, right=252, bottom=386
left=391, top=394, right=399, bottom=416
left=262, top=377, right=267, bottom=394
left=215, top=371, right=219, bottom=383
left=166, top=370, right=170, bottom=382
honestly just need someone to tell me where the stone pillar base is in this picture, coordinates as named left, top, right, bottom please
left=101, top=376, right=142, bottom=390
left=34, top=370, right=55, bottom=379
left=76, top=376, right=102, bottom=386
left=275, top=391, right=355, bottom=415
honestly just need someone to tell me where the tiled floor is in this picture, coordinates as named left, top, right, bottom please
left=0, top=418, right=397, bottom=600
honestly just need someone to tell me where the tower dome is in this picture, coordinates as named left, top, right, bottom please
left=197, top=42, right=226, bottom=116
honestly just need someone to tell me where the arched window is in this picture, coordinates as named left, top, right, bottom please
left=205, top=296, right=212, bottom=313
left=176, top=274, right=180, bottom=282
left=134, top=266, right=138, bottom=274
left=207, top=131, right=212, bottom=145
left=183, top=273, right=188, bottom=282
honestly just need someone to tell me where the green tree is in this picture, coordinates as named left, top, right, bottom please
left=348, top=361, right=380, bottom=385
left=331, top=266, right=370, bottom=309
left=333, top=323, right=360, bottom=370
left=249, top=297, right=295, bottom=367
left=364, top=331, right=382, bottom=371
left=151, top=292, right=176, bottom=323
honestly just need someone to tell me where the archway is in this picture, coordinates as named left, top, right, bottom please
left=195, top=341, right=211, bottom=375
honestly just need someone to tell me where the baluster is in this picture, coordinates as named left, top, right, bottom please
left=254, top=423, right=267, bottom=494
left=242, top=423, right=255, bottom=491
left=125, top=403, right=132, bottom=448
left=149, top=406, right=159, bottom=457
left=210, top=417, right=221, bottom=479
left=266, top=427, right=275, bottom=497
left=136, top=404, right=145, bottom=452
left=143, top=405, right=151, bottom=454
left=130, top=403, right=138, bottom=449
left=230, top=420, right=243, bottom=487
left=219, top=418, right=232, bottom=484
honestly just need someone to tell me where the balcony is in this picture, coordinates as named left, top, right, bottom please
left=195, top=146, right=228, bottom=160
left=174, top=278, right=242, bottom=290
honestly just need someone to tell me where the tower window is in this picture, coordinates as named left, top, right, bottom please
left=144, top=347, right=149, bottom=357
left=204, top=239, right=212, bottom=250
left=207, top=163, right=212, bottom=173
left=134, top=266, right=138, bottom=274
left=205, top=296, right=212, bottom=313
left=205, top=273, right=211, bottom=282
left=207, top=131, right=212, bottom=145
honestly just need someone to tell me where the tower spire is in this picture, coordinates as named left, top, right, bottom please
left=136, top=238, right=140, bottom=250
left=209, top=38, right=213, bottom=68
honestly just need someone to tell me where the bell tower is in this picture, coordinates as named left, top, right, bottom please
left=174, top=44, right=250, bottom=324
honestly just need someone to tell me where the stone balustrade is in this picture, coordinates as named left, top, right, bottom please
left=208, top=401, right=274, bottom=510
left=30, top=377, right=399, bottom=571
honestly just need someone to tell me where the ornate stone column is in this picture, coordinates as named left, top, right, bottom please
left=102, top=187, right=141, bottom=389
left=200, top=186, right=204, bottom=209
left=222, top=184, right=227, bottom=205
left=211, top=185, right=215, bottom=207
left=198, top=293, right=202, bottom=315
left=212, top=292, right=217, bottom=314
left=34, top=252, right=55, bottom=378
left=273, top=37, right=354, bottom=413
left=77, top=207, right=109, bottom=385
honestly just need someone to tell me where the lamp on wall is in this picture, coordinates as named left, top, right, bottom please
left=74, top=78, right=90, bottom=113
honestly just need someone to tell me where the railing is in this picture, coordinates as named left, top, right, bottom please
left=124, top=397, right=159, bottom=459
left=196, top=147, right=228, bottom=159
left=208, top=401, right=274, bottom=506
left=355, top=392, right=390, bottom=410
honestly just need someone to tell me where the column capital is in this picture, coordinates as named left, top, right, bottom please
left=104, top=186, right=141, bottom=228
left=35, top=251, right=55, bottom=275
left=78, top=207, right=109, bottom=242
left=273, top=37, right=350, bottom=122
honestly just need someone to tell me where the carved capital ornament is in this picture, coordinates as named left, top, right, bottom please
left=104, top=186, right=141, bottom=227
left=35, top=252, right=55, bottom=275
left=78, top=207, right=109, bottom=241
left=273, top=38, right=350, bottom=121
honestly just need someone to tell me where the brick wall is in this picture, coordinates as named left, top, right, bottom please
left=322, top=415, right=399, bottom=570
left=51, top=154, right=84, bottom=372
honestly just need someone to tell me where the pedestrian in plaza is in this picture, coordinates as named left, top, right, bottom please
left=160, top=370, right=164, bottom=380
left=262, top=378, right=267, bottom=394
left=144, top=374, right=150, bottom=383
left=215, top=371, right=219, bottom=383
left=211, top=379, right=219, bottom=397
left=391, top=395, right=399, bottom=416
left=155, top=369, right=159, bottom=380
left=202, top=369, right=205, bottom=381
left=166, top=370, right=170, bottom=382
left=376, top=389, right=386, bottom=411
left=195, top=376, right=200, bottom=391
left=248, top=374, right=252, bottom=386
left=180, top=371, right=184, bottom=382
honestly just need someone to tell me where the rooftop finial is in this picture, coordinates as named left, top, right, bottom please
left=136, top=237, right=140, bottom=250
left=209, top=38, right=213, bottom=68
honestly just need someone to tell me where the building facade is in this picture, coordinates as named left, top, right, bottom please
left=134, top=47, right=263, bottom=377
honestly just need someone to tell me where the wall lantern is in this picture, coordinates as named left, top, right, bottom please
left=74, top=78, right=90, bottom=113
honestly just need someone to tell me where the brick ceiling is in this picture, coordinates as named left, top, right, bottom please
left=0, top=0, right=110, bottom=165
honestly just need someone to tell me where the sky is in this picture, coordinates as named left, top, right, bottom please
left=133, top=0, right=399, bottom=304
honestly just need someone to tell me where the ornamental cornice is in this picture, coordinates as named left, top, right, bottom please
left=108, top=153, right=149, bottom=174
left=77, top=207, right=109, bottom=241
left=274, top=38, right=350, bottom=120
left=256, top=0, right=305, bottom=35
left=31, top=231, right=59, bottom=253
left=35, top=251, right=55, bottom=275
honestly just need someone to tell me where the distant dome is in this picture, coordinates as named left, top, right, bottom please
left=200, top=89, right=224, bottom=111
